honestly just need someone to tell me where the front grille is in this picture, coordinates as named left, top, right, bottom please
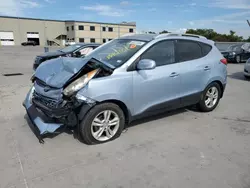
left=33, top=91, right=62, bottom=109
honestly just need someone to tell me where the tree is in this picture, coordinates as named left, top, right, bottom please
left=159, top=30, right=169, bottom=34
left=245, top=37, right=250, bottom=42
left=148, top=31, right=156, bottom=34
left=186, top=28, right=245, bottom=42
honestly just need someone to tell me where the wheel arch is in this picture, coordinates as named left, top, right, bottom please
left=99, top=99, right=132, bottom=125
left=206, top=80, right=225, bottom=98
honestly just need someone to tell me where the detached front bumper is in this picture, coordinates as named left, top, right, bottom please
left=23, top=87, right=63, bottom=143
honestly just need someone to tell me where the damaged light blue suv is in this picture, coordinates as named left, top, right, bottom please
left=23, top=33, right=227, bottom=144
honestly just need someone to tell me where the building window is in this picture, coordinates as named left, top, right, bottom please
left=79, top=38, right=85, bottom=42
left=103, top=39, right=106, bottom=43
left=90, top=26, right=95, bottom=31
left=109, top=39, right=112, bottom=41
left=72, top=38, right=75, bottom=41
left=66, top=27, right=69, bottom=31
left=129, top=28, right=134, bottom=33
left=72, top=26, right=74, bottom=30
left=102, top=27, right=106, bottom=32
left=79, top=25, right=84, bottom=30
left=90, top=38, right=95, bottom=43
left=108, top=27, right=113, bottom=32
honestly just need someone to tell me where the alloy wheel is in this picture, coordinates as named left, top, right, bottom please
left=205, top=86, right=219, bottom=108
left=91, top=110, right=120, bottom=141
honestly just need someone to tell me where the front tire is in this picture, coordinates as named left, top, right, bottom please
left=79, top=103, right=125, bottom=145
left=198, top=82, right=221, bottom=112
left=235, top=55, right=241, bottom=64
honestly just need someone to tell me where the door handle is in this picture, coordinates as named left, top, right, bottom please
left=170, top=72, right=179, bottom=77
left=204, top=66, right=211, bottom=71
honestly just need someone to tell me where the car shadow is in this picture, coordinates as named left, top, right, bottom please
left=227, top=72, right=249, bottom=81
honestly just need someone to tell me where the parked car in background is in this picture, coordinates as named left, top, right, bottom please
left=221, top=43, right=250, bottom=63
left=33, top=43, right=100, bottom=70
left=23, top=33, right=227, bottom=144
left=21, top=41, right=37, bottom=46
left=244, top=58, right=250, bottom=79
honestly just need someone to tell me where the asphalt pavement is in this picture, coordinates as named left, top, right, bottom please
left=0, top=46, right=250, bottom=188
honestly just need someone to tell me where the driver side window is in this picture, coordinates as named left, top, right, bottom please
left=140, top=40, right=175, bottom=67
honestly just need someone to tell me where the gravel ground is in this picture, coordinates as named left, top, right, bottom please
left=0, top=46, right=250, bottom=188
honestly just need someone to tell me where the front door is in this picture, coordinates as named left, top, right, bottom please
left=132, top=40, right=181, bottom=116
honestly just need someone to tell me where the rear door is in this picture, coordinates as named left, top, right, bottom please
left=132, top=40, right=182, bottom=116
left=176, top=39, right=212, bottom=106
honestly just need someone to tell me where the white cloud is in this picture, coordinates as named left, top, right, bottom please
left=120, top=1, right=129, bottom=6
left=194, top=11, right=250, bottom=25
left=209, top=0, right=250, bottom=9
left=80, top=4, right=132, bottom=17
left=190, top=2, right=197, bottom=6
left=189, top=21, right=195, bottom=25
left=44, top=0, right=55, bottom=3
left=0, top=0, right=40, bottom=16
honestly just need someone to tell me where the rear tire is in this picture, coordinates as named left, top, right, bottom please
left=198, top=82, right=221, bottom=112
left=79, top=103, right=125, bottom=145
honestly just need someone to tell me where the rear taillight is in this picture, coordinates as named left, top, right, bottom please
left=220, top=58, right=227, bottom=65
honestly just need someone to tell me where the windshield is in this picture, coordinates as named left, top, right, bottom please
left=86, top=39, right=147, bottom=67
left=227, top=45, right=242, bottom=52
left=60, top=44, right=82, bottom=53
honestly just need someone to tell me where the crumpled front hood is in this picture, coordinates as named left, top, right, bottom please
left=38, top=50, right=65, bottom=58
left=35, top=57, right=89, bottom=88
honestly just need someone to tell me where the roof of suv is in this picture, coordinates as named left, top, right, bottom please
left=120, top=33, right=214, bottom=45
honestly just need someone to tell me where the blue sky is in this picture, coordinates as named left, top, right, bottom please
left=0, top=0, right=250, bottom=38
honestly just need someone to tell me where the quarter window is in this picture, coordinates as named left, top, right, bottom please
left=199, top=42, right=212, bottom=56
left=141, top=40, right=175, bottom=66
left=176, top=40, right=202, bottom=62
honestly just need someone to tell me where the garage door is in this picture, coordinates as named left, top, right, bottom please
left=0, top=31, right=14, bottom=45
left=27, top=32, right=40, bottom=45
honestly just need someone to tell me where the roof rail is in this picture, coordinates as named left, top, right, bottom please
left=155, top=33, right=207, bottom=39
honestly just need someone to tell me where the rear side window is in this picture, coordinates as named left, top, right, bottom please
left=176, top=40, right=202, bottom=62
left=141, top=40, right=175, bottom=66
left=199, top=42, right=212, bottom=56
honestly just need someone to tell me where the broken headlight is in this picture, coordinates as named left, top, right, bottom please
left=63, top=69, right=99, bottom=96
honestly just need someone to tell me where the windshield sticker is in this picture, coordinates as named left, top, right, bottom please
left=128, top=41, right=145, bottom=46
left=106, top=45, right=130, bottom=60
left=129, top=44, right=137, bottom=49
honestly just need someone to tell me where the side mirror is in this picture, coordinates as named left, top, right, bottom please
left=137, top=59, right=156, bottom=70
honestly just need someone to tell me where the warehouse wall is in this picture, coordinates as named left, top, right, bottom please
left=0, top=17, right=66, bottom=46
